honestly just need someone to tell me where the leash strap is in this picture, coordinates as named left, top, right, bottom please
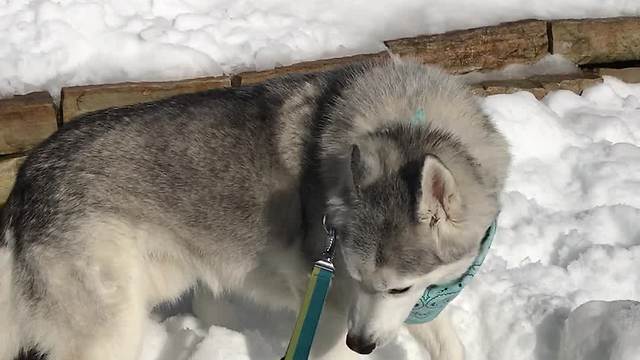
left=283, top=260, right=334, bottom=360
left=282, top=218, right=337, bottom=360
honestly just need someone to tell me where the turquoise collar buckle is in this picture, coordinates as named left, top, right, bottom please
left=405, top=218, right=498, bottom=324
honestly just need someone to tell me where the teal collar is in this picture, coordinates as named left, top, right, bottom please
left=405, top=218, right=498, bottom=324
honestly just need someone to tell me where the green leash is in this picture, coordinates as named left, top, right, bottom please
left=282, top=217, right=337, bottom=360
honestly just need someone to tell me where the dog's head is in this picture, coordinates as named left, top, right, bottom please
left=326, top=134, right=497, bottom=354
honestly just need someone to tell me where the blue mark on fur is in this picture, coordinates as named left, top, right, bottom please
left=410, top=108, right=426, bottom=125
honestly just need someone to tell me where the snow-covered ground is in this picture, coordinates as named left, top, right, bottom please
left=134, top=77, right=640, bottom=360
left=2, top=0, right=640, bottom=98
left=454, top=77, right=640, bottom=360
left=3, top=1, right=640, bottom=359
left=560, top=300, right=640, bottom=360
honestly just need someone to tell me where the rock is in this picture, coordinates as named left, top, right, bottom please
left=62, top=75, right=234, bottom=122
left=385, top=20, right=548, bottom=74
left=0, top=92, right=58, bottom=156
left=551, top=17, right=640, bottom=65
left=0, top=156, right=25, bottom=207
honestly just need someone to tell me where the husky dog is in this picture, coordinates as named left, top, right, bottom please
left=0, top=60, right=510, bottom=360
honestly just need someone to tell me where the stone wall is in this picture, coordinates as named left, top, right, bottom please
left=2, top=17, right=640, bottom=206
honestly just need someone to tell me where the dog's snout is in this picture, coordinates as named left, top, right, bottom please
left=346, top=334, right=376, bottom=354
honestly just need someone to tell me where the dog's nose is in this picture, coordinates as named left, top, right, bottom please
left=346, top=334, right=376, bottom=354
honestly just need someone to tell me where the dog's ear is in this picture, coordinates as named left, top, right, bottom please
left=417, top=155, right=462, bottom=225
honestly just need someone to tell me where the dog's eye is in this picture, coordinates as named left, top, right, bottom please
left=388, top=286, right=412, bottom=295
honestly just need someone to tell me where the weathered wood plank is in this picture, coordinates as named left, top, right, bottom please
left=0, top=92, right=57, bottom=155
left=552, top=17, right=640, bottom=64
left=0, top=156, right=25, bottom=207
left=238, top=52, right=389, bottom=85
left=62, top=75, right=234, bottom=122
left=385, top=20, right=549, bottom=74
left=472, top=73, right=602, bottom=99
left=596, top=67, right=640, bottom=83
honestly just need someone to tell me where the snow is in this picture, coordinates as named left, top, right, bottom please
left=131, top=77, right=640, bottom=360
left=558, top=300, right=640, bottom=360
left=143, top=292, right=428, bottom=360
left=452, top=77, right=640, bottom=360
left=4, top=1, right=640, bottom=358
left=2, top=0, right=640, bottom=98
left=459, top=55, right=580, bottom=84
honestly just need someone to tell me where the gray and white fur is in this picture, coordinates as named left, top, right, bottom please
left=0, top=60, right=510, bottom=360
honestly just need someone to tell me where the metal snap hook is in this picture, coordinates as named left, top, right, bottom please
left=321, top=215, right=337, bottom=261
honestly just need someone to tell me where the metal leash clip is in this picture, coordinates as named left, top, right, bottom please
left=320, top=215, right=337, bottom=264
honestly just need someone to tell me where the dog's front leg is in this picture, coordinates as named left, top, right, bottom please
left=406, top=308, right=465, bottom=360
